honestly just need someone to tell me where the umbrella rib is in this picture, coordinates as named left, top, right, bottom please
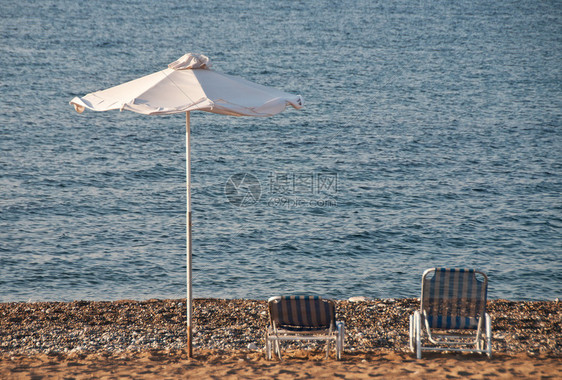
left=158, top=70, right=214, bottom=111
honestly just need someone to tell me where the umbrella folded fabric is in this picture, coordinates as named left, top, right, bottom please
left=70, top=53, right=303, bottom=116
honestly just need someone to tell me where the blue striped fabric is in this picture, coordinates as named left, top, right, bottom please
left=426, top=315, right=479, bottom=330
left=422, top=268, right=487, bottom=330
left=269, top=295, right=335, bottom=331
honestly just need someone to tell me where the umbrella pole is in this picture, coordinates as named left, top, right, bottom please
left=186, top=111, right=193, bottom=358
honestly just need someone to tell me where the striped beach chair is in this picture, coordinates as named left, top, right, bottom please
left=409, top=268, right=492, bottom=358
left=266, top=295, right=345, bottom=360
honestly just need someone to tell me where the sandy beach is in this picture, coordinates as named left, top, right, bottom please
left=1, top=298, right=560, bottom=379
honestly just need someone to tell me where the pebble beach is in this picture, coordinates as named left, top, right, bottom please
left=1, top=298, right=560, bottom=378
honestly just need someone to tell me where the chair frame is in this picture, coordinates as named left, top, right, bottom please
left=409, top=268, right=492, bottom=359
left=265, top=296, right=345, bottom=360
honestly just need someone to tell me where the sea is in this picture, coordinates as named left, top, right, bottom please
left=1, top=0, right=560, bottom=302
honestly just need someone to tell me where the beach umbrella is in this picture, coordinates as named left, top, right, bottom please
left=70, top=53, right=303, bottom=357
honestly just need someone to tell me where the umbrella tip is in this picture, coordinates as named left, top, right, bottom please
left=73, top=103, right=85, bottom=113
left=297, top=95, right=304, bottom=108
left=168, top=53, right=211, bottom=70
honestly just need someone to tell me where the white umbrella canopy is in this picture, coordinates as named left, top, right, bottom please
left=70, top=53, right=303, bottom=357
left=71, top=53, right=303, bottom=116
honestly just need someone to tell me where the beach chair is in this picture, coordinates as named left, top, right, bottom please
left=409, top=268, right=492, bottom=359
left=266, top=295, right=345, bottom=360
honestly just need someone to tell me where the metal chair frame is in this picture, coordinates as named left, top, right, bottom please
left=265, top=296, right=345, bottom=360
left=409, top=268, right=492, bottom=359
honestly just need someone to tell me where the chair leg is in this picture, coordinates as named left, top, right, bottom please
left=485, top=313, right=492, bottom=358
left=266, top=335, right=272, bottom=360
left=336, top=322, right=345, bottom=360
left=336, top=338, right=341, bottom=361
left=275, top=339, right=282, bottom=360
left=415, top=311, right=422, bottom=359
left=409, top=314, right=414, bottom=352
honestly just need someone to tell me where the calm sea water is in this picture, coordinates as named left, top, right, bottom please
left=1, top=1, right=560, bottom=302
